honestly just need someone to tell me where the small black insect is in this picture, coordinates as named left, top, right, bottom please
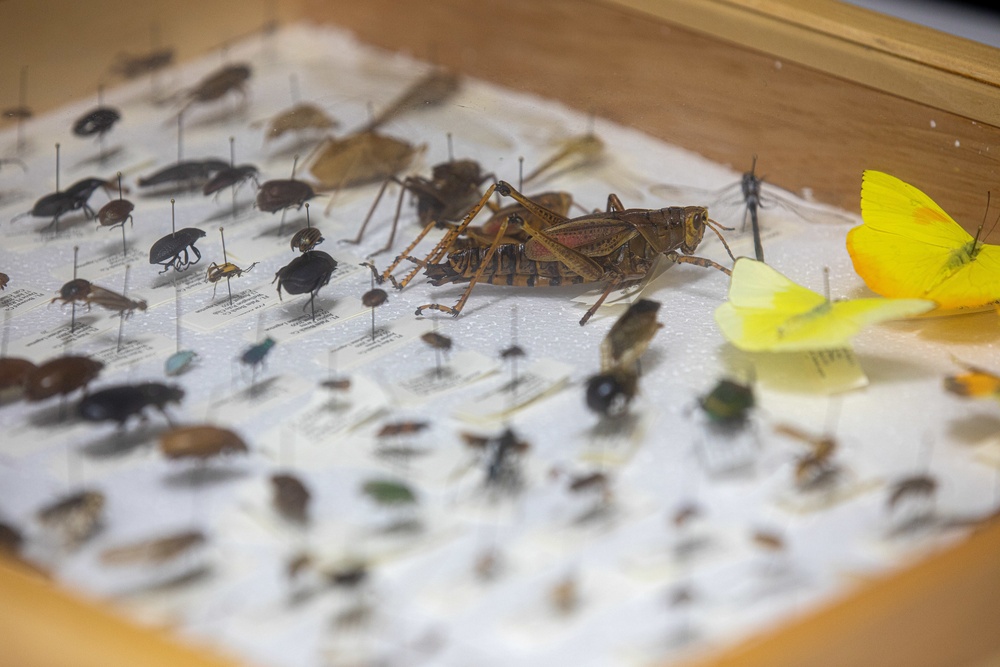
left=256, top=179, right=316, bottom=213
left=137, top=159, right=230, bottom=189
left=16, top=177, right=108, bottom=229
left=78, top=382, right=183, bottom=428
left=203, top=164, right=259, bottom=196
left=273, top=250, right=337, bottom=317
left=149, top=227, right=207, bottom=273
left=73, top=107, right=121, bottom=138
left=585, top=368, right=638, bottom=417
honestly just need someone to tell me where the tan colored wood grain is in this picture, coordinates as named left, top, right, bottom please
left=300, top=0, right=1000, bottom=237
left=0, top=557, right=247, bottom=667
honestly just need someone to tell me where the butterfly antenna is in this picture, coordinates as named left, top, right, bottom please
left=706, top=218, right=737, bottom=261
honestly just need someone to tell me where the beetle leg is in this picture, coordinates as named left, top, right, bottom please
left=190, top=244, right=203, bottom=267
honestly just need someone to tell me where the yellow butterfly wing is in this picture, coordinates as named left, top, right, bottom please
left=715, top=258, right=934, bottom=351
left=847, top=170, right=1000, bottom=309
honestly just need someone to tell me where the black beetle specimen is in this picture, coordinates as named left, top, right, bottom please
left=273, top=250, right=337, bottom=319
left=149, top=228, right=207, bottom=273
left=78, top=382, right=184, bottom=428
left=73, top=107, right=121, bottom=138
left=585, top=368, right=638, bottom=418
left=16, top=177, right=109, bottom=229
left=137, top=159, right=230, bottom=190
left=256, top=179, right=316, bottom=213
left=203, top=164, right=259, bottom=196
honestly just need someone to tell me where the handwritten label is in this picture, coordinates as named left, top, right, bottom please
left=455, top=358, right=573, bottom=423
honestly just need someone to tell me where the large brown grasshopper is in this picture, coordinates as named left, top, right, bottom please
left=414, top=181, right=735, bottom=325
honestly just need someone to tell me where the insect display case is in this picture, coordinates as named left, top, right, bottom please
left=2, top=1, right=1000, bottom=666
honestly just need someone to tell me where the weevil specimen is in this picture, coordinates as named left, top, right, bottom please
left=417, top=181, right=734, bottom=325
left=77, top=382, right=183, bottom=428
left=159, top=425, right=248, bottom=459
left=273, top=250, right=337, bottom=319
left=51, top=278, right=147, bottom=317
left=149, top=228, right=207, bottom=273
left=17, top=177, right=110, bottom=230
left=24, top=355, right=104, bottom=402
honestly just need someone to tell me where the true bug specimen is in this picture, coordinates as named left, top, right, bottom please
left=111, top=48, right=175, bottom=80
left=176, top=63, right=252, bottom=117
left=77, top=382, right=183, bottom=428
left=24, top=355, right=104, bottom=402
left=360, top=68, right=461, bottom=133
left=137, top=159, right=230, bottom=190
left=273, top=250, right=337, bottom=320
left=36, top=490, right=105, bottom=547
left=51, top=278, right=147, bottom=317
left=361, top=478, right=417, bottom=506
left=349, top=156, right=493, bottom=253
left=149, top=227, right=207, bottom=273
left=417, top=181, right=735, bottom=325
left=159, top=425, right=248, bottom=459
left=271, top=473, right=311, bottom=524
left=100, top=529, right=205, bottom=566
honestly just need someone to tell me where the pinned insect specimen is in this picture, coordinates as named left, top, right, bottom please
left=24, top=355, right=104, bottom=402
left=698, top=378, right=755, bottom=426
left=377, top=421, right=428, bottom=438
left=774, top=423, right=841, bottom=492
left=78, top=382, right=183, bottom=428
left=585, top=368, right=638, bottom=418
left=349, top=156, right=492, bottom=253
left=259, top=75, right=339, bottom=144
left=362, top=287, right=388, bottom=340
left=206, top=227, right=256, bottom=302
left=240, top=337, right=276, bottom=389
left=256, top=178, right=317, bottom=213
left=273, top=250, right=337, bottom=320
left=600, top=298, right=663, bottom=371
left=3, top=66, right=32, bottom=152
left=100, top=529, right=205, bottom=566
left=306, top=130, right=422, bottom=195
left=291, top=225, right=323, bottom=253
left=51, top=278, right=147, bottom=317
left=715, top=259, right=933, bottom=351
left=418, top=181, right=735, bottom=325
left=165, top=281, right=197, bottom=376
left=0, top=357, right=35, bottom=401
left=945, top=359, right=1000, bottom=400
left=36, top=490, right=104, bottom=547
left=849, top=170, right=1000, bottom=310
left=150, top=228, right=207, bottom=273
left=17, top=176, right=110, bottom=231
left=0, top=272, right=8, bottom=290
left=549, top=574, right=579, bottom=615
left=462, top=427, right=530, bottom=491
left=73, top=103, right=121, bottom=163
left=137, top=159, right=230, bottom=191
left=360, top=68, right=460, bottom=133
left=159, top=425, right=248, bottom=459
left=421, top=332, right=452, bottom=352
left=175, top=63, right=252, bottom=117
left=97, top=173, right=134, bottom=255
left=523, top=132, right=605, bottom=186
left=361, top=479, right=417, bottom=506
left=271, top=473, right=311, bottom=524
left=203, top=163, right=259, bottom=197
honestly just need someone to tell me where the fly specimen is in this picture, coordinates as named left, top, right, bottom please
left=417, top=181, right=735, bottom=325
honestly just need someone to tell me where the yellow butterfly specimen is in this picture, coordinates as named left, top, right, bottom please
left=944, top=360, right=1000, bottom=400
left=847, top=170, right=1000, bottom=310
left=714, top=258, right=934, bottom=352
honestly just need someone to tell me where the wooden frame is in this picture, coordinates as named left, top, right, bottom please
left=2, top=1, right=1000, bottom=665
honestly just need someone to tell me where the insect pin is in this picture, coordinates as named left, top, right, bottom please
left=165, top=280, right=197, bottom=376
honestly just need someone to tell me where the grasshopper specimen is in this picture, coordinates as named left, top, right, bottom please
left=416, top=181, right=734, bottom=325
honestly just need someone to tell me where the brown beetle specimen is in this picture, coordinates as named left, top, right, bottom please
left=178, top=63, right=252, bottom=115
left=51, top=279, right=147, bottom=318
left=271, top=473, right=311, bottom=524
left=0, top=272, right=9, bottom=290
left=420, top=332, right=452, bottom=352
left=36, top=490, right=105, bottom=547
left=256, top=179, right=316, bottom=213
left=305, top=131, right=422, bottom=192
left=887, top=474, right=938, bottom=511
left=160, top=425, right=248, bottom=459
left=261, top=103, right=339, bottom=142
left=290, top=226, right=324, bottom=253
left=100, top=529, right=206, bottom=566
left=321, top=378, right=351, bottom=391
left=568, top=471, right=609, bottom=494
left=361, top=288, right=388, bottom=308
left=97, top=199, right=134, bottom=229
left=24, top=355, right=104, bottom=402
left=0, top=357, right=36, bottom=396
left=377, top=421, right=428, bottom=438
left=600, top=299, right=663, bottom=372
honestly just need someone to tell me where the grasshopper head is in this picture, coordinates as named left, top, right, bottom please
left=681, top=206, right=709, bottom=252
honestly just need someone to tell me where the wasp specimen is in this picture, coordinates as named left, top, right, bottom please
left=774, top=423, right=841, bottom=492
left=416, top=181, right=734, bottom=325
left=78, top=382, right=183, bottom=428
left=149, top=228, right=207, bottom=273
left=100, top=529, right=205, bottom=566
left=52, top=278, right=147, bottom=317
